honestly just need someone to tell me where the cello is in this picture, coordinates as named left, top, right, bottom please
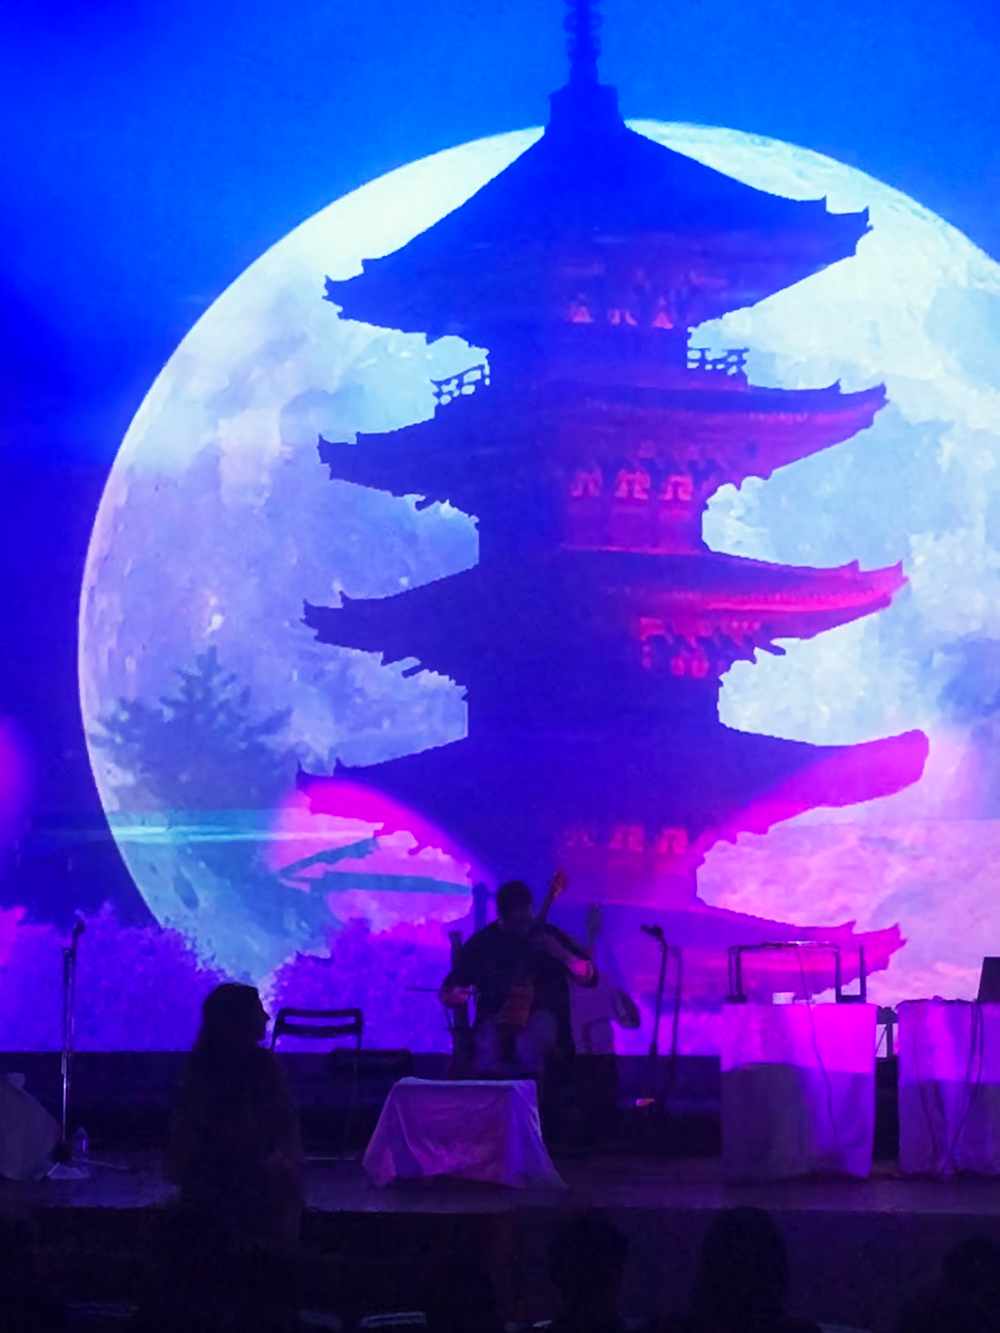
left=496, top=868, right=569, bottom=1030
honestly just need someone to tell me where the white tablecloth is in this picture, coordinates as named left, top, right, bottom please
left=721, top=1003, right=876, bottom=1180
left=362, top=1078, right=565, bottom=1188
left=898, top=999, right=1000, bottom=1175
left=0, top=1073, right=59, bottom=1181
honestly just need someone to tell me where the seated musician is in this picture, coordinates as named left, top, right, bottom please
left=440, top=877, right=598, bottom=1078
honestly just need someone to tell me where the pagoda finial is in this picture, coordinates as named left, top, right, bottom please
left=564, top=0, right=601, bottom=87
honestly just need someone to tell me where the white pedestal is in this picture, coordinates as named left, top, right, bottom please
left=898, top=999, right=1000, bottom=1175
left=721, top=1003, right=876, bottom=1180
left=362, top=1078, right=565, bottom=1189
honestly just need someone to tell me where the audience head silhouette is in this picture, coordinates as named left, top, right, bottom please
left=549, top=1213, right=630, bottom=1330
left=900, top=1235, right=1000, bottom=1333
left=943, top=1236, right=1000, bottom=1295
left=689, top=1208, right=818, bottom=1333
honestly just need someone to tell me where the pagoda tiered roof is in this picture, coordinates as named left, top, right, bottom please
left=299, top=3, right=926, bottom=955
left=319, top=377, right=886, bottom=513
left=304, top=551, right=904, bottom=687
left=324, top=78, right=870, bottom=340
left=298, top=723, right=928, bottom=891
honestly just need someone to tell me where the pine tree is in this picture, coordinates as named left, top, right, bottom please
left=93, top=648, right=292, bottom=811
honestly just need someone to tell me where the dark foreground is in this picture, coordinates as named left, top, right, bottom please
left=4, top=1151, right=1000, bottom=1333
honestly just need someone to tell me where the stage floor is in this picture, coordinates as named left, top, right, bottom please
left=5, top=1150, right=1000, bottom=1217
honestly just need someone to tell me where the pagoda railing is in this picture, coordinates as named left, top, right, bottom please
left=431, top=362, right=491, bottom=406
left=687, top=347, right=749, bottom=375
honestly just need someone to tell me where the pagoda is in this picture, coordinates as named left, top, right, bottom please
left=299, top=1, right=928, bottom=995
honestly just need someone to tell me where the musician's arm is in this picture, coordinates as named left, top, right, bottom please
left=538, top=927, right=599, bottom=987
left=440, top=938, right=477, bottom=1006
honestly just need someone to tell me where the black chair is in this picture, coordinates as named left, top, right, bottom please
left=270, top=1007, right=363, bottom=1153
left=269, top=1006, right=363, bottom=1052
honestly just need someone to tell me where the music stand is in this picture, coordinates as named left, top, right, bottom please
left=727, top=941, right=866, bottom=1004
left=977, top=958, right=1000, bottom=1003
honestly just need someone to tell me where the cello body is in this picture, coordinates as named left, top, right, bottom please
left=496, top=870, right=568, bottom=1031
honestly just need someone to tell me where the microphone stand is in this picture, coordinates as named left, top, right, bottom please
left=642, top=924, right=670, bottom=1058
left=636, top=925, right=683, bottom=1151
left=48, top=920, right=88, bottom=1178
left=60, top=919, right=84, bottom=1144
left=48, top=918, right=129, bottom=1178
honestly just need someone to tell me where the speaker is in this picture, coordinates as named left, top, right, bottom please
left=977, top=958, right=1000, bottom=1003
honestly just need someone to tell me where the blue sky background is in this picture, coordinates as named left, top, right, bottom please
left=0, top=0, right=997, bottom=922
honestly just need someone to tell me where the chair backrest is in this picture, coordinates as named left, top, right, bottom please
left=269, top=1007, right=363, bottom=1051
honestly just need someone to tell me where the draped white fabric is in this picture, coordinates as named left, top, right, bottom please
left=0, top=1072, right=59, bottom=1181
left=363, top=1078, right=565, bottom=1188
left=721, top=1003, right=876, bottom=1180
left=898, top=999, right=1000, bottom=1176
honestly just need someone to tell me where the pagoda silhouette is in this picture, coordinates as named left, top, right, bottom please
left=300, top=0, right=928, bottom=999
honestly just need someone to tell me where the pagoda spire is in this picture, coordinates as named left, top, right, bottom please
left=548, top=0, right=622, bottom=138
left=564, top=0, right=601, bottom=87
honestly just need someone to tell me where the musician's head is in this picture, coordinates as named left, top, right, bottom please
left=496, top=879, right=534, bottom=936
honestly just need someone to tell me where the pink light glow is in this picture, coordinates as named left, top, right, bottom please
left=269, top=783, right=479, bottom=881
left=269, top=784, right=484, bottom=934
left=699, top=727, right=930, bottom=853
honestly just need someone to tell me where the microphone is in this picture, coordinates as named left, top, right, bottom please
left=641, top=924, right=665, bottom=941
left=71, top=916, right=86, bottom=942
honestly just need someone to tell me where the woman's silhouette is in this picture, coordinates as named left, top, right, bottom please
left=168, top=983, right=302, bottom=1256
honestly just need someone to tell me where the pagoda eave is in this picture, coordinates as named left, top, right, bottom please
left=296, top=724, right=927, bottom=868
left=328, top=244, right=861, bottom=341
left=324, top=109, right=870, bottom=337
left=303, top=553, right=905, bottom=686
left=317, top=379, right=886, bottom=503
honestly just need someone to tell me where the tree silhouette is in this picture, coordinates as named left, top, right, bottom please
left=93, top=648, right=292, bottom=811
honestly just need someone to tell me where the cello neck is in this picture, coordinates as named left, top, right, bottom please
left=535, top=868, right=567, bottom=927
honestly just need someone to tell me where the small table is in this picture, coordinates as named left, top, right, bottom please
left=721, top=1003, right=876, bottom=1180
left=898, top=999, right=1000, bottom=1175
left=362, top=1078, right=565, bottom=1189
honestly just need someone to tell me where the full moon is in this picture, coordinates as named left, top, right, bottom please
left=80, top=122, right=1000, bottom=1007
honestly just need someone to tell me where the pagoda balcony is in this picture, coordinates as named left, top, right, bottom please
left=686, top=347, right=748, bottom=375
left=430, top=362, right=490, bottom=407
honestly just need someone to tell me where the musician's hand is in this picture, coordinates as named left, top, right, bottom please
left=440, top=984, right=473, bottom=1007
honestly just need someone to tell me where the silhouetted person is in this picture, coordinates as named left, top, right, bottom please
left=675, top=1208, right=820, bottom=1333
left=548, top=1213, right=631, bottom=1333
left=0, top=1216, right=65, bottom=1333
left=898, top=1237, right=1000, bottom=1333
left=168, top=984, right=302, bottom=1256
left=441, top=876, right=596, bottom=1079
left=423, top=1259, right=504, bottom=1332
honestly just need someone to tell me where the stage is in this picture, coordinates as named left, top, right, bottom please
left=5, top=1150, right=1000, bottom=1332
